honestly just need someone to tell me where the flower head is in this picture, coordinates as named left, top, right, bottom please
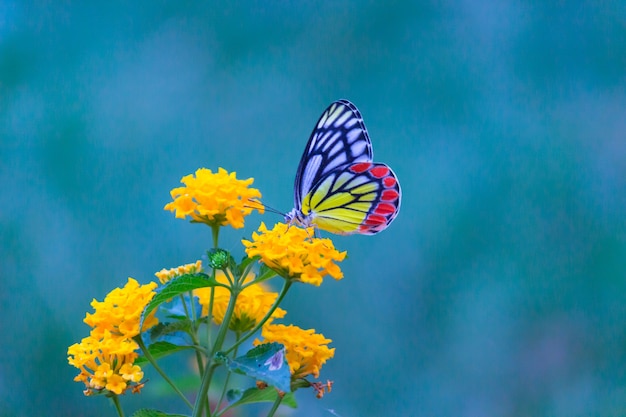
left=68, top=334, right=144, bottom=395
left=69, top=278, right=158, bottom=396
left=254, top=324, right=335, bottom=379
left=242, top=222, right=346, bottom=286
left=164, top=167, right=264, bottom=229
left=195, top=272, right=286, bottom=332
left=155, top=260, right=203, bottom=284
left=84, top=278, right=159, bottom=340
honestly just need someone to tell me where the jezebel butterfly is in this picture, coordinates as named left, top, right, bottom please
left=285, top=100, right=401, bottom=235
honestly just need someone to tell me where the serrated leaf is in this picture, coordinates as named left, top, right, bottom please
left=140, top=273, right=225, bottom=329
left=224, top=387, right=297, bottom=410
left=223, top=342, right=291, bottom=393
left=130, top=409, right=188, bottom=417
left=134, top=341, right=193, bottom=365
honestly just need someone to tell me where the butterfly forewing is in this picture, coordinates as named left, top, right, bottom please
left=301, top=162, right=401, bottom=235
left=294, top=100, right=373, bottom=211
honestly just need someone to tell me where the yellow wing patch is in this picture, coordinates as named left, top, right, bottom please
left=301, top=171, right=382, bottom=234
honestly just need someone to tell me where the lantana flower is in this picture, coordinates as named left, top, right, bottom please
left=68, top=334, right=144, bottom=395
left=68, top=278, right=159, bottom=396
left=164, top=167, right=263, bottom=229
left=254, top=324, right=335, bottom=379
left=195, top=272, right=286, bottom=332
left=85, top=278, right=159, bottom=340
left=242, top=222, right=346, bottom=286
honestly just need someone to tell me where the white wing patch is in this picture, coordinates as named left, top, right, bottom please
left=293, top=100, right=374, bottom=211
left=300, top=154, right=322, bottom=199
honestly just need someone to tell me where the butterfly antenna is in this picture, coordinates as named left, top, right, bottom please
left=246, top=199, right=286, bottom=217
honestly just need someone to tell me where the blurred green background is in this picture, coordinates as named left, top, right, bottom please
left=2, top=1, right=625, bottom=416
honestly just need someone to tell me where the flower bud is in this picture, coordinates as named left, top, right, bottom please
left=207, top=248, right=230, bottom=269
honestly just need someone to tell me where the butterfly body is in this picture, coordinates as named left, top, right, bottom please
left=286, top=100, right=401, bottom=235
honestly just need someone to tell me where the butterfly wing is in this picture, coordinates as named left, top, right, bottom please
left=300, top=162, right=401, bottom=235
left=294, top=100, right=373, bottom=212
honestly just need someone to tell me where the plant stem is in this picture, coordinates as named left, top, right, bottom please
left=192, top=283, right=241, bottom=417
left=213, top=337, right=240, bottom=414
left=188, top=290, right=206, bottom=376
left=211, top=225, right=220, bottom=248
left=193, top=363, right=216, bottom=417
left=135, top=336, right=193, bottom=409
left=224, top=280, right=292, bottom=355
left=212, top=282, right=240, bottom=357
left=111, top=394, right=125, bottom=417
left=266, top=394, right=284, bottom=417
left=179, top=294, right=191, bottom=317
left=206, top=285, right=215, bottom=348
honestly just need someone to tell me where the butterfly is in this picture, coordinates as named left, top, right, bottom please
left=285, top=99, right=401, bottom=235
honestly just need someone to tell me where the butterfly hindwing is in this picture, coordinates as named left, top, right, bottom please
left=300, top=162, right=401, bottom=235
left=294, top=100, right=373, bottom=212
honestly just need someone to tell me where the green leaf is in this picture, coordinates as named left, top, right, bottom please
left=134, top=341, right=193, bottom=365
left=221, top=342, right=291, bottom=393
left=226, top=388, right=244, bottom=403
left=130, top=409, right=188, bottom=417
left=223, top=387, right=297, bottom=411
left=149, top=320, right=194, bottom=340
left=140, top=273, right=225, bottom=329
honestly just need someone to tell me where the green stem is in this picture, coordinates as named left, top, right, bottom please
left=222, top=267, right=236, bottom=287
left=194, top=364, right=218, bottom=417
left=110, top=394, right=125, bottom=417
left=191, top=336, right=205, bottom=377
left=206, top=286, right=215, bottom=348
left=266, top=394, right=284, bottom=417
left=188, top=289, right=206, bottom=376
left=213, top=336, right=240, bottom=414
left=135, top=337, right=193, bottom=409
left=189, top=290, right=198, bottom=323
left=212, top=287, right=239, bottom=360
left=224, top=280, right=292, bottom=355
left=179, top=293, right=191, bottom=317
left=192, top=284, right=242, bottom=417
left=239, top=261, right=268, bottom=289
left=211, top=225, right=220, bottom=248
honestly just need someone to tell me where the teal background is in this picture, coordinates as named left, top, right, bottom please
left=2, top=2, right=626, bottom=416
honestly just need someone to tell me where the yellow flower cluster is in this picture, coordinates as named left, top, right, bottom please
left=242, top=222, right=346, bottom=286
left=68, top=334, right=145, bottom=395
left=68, top=278, right=159, bottom=395
left=195, top=272, right=286, bottom=332
left=155, top=260, right=203, bottom=284
left=255, top=324, right=335, bottom=379
left=164, top=167, right=263, bottom=229
left=84, top=278, right=159, bottom=340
